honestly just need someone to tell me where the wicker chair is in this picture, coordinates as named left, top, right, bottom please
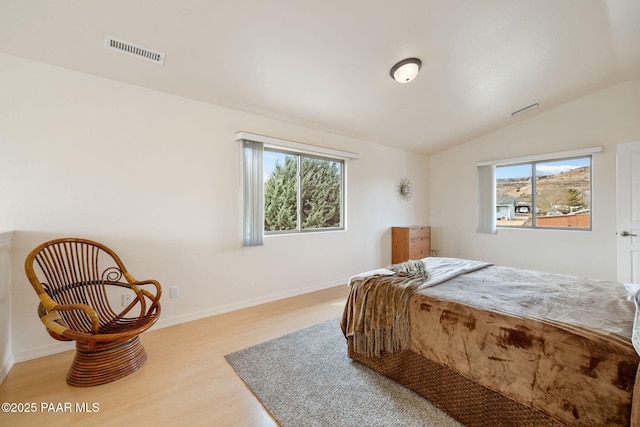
left=24, top=238, right=162, bottom=386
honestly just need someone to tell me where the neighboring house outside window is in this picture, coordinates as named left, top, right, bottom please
left=495, top=156, right=592, bottom=230
left=496, top=197, right=517, bottom=221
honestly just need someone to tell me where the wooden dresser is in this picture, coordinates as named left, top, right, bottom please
left=391, top=226, right=431, bottom=263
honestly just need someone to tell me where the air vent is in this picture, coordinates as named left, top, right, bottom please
left=104, top=35, right=165, bottom=65
left=511, top=102, right=539, bottom=118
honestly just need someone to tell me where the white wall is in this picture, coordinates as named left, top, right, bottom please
left=429, top=80, right=640, bottom=280
left=0, top=53, right=430, bottom=362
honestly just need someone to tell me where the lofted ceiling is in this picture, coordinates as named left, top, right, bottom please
left=1, top=0, right=638, bottom=155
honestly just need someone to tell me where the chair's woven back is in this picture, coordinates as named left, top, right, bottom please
left=25, top=238, right=128, bottom=332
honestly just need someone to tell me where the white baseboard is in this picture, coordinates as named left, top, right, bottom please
left=0, top=353, right=14, bottom=385
left=13, top=341, right=75, bottom=363
left=11, top=280, right=345, bottom=363
left=154, top=279, right=344, bottom=330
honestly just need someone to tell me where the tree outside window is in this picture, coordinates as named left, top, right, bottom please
left=264, top=149, right=344, bottom=233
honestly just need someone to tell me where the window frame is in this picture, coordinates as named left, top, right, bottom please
left=495, top=155, right=593, bottom=231
left=263, top=146, right=346, bottom=235
left=476, top=146, right=602, bottom=235
left=236, top=132, right=357, bottom=247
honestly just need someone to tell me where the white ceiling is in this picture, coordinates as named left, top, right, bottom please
left=1, top=0, right=639, bottom=154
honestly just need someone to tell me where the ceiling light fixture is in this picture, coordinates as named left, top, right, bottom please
left=390, top=58, right=422, bottom=83
left=511, top=102, right=539, bottom=117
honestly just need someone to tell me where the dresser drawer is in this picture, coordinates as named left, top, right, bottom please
left=409, top=237, right=429, bottom=252
left=408, top=250, right=429, bottom=259
left=409, top=236, right=430, bottom=259
left=409, top=227, right=430, bottom=238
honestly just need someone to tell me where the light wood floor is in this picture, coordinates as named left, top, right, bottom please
left=0, top=285, right=349, bottom=427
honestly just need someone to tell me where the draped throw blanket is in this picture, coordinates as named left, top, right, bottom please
left=341, top=257, right=493, bottom=358
left=341, top=260, right=427, bottom=358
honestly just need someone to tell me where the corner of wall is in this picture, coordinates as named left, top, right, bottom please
left=0, top=353, right=14, bottom=385
left=0, top=231, right=14, bottom=385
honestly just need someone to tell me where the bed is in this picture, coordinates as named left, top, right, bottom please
left=341, top=257, right=640, bottom=427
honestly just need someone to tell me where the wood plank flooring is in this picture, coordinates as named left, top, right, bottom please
left=0, top=285, right=349, bottom=427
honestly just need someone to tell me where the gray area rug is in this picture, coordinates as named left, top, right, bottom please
left=225, top=318, right=463, bottom=427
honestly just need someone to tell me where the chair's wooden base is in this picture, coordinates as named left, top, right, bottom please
left=67, top=336, right=147, bottom=387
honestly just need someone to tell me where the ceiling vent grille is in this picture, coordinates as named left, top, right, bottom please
left=104, top=35, right=165, bottom=64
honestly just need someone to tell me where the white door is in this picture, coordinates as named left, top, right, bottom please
left=617, top=141, right=640, bottom=283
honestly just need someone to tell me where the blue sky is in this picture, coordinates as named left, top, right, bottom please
left=269, top=151, right=590, bottom=181
left=264, top=150, right=292, bottom=181
left=496, top=157, right=590, bottom=179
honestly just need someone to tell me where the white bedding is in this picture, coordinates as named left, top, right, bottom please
left=348, top=256, right=492, bottom=288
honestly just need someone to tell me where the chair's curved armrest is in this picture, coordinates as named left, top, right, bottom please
left=124, top=273, right=161, bottom=295
left=123, top=273, right=162, bottom=315
left=132, top=279, right=162, bottom=298
left=135, top=280, right=162, bottom=314
left=39, top=310, right=69, bottom=337
left=38, top=293, right=101, bottom=334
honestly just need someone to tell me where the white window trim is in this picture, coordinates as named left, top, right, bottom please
left=477, top=146, right=602, bottom=167
left=235, top=132, right=359, bottom=160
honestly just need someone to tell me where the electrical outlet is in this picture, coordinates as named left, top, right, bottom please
left=170, top=287, right=179, bottom=298
left=122, top=293, right=133, bottom=307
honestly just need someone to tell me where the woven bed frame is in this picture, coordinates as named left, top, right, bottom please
left=347, top=338, right=566, bottom=427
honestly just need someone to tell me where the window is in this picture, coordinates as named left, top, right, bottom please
left=496, top=157, right=591, bottom=229
left=264, top=148, right=344, bottom=233
left=237, top=132, right=357, bottom=246
left=477, top=146, right=601, bottom=234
